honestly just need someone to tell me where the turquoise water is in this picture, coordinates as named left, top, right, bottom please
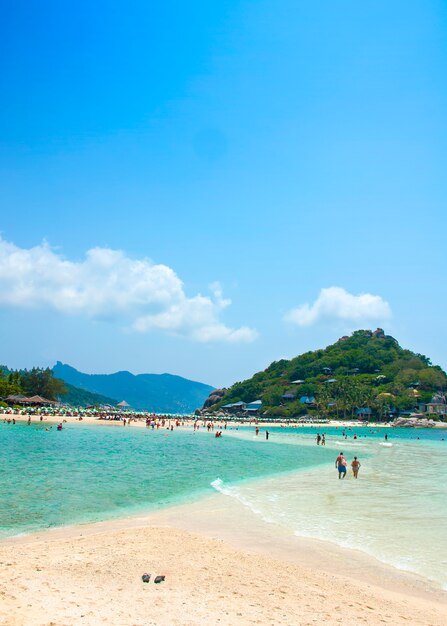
left=2, top=421, right=447, bottom=589
left=0, top=421, right=332, bottom=537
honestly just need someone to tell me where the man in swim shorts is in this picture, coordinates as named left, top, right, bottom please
left=335, top=452, right=347, bottom=479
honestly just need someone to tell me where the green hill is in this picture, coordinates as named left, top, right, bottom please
left=204, top=329, right=447, bottom=419
left=59, top=383, right=118, bottom=407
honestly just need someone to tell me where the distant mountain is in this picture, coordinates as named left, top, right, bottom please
left=52, top=362, right=215, bottom=413
left=60, top=383, right=118, bottom=408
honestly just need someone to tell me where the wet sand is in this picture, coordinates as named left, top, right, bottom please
left=1, top=495, right=446, bottom=626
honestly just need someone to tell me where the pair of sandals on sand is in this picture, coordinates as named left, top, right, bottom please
left=142, top=573, right=165, bottom=583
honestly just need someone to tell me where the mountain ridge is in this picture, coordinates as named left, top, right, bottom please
left=53, top=362, right=215, bottom=413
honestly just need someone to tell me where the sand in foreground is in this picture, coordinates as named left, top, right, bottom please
left=1, top=520, right=446, bottom=626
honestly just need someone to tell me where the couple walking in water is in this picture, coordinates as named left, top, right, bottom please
left=335, top=452, right=361, bottom=479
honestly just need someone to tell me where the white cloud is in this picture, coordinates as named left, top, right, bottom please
left=0, top=238, right=257, bottom=343
left=284, top=287, right=392, bottom=326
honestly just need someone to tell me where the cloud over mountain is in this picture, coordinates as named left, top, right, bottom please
left=284, top=287, right=392, bottom=326
left=0, top=238, right=257, bottom=343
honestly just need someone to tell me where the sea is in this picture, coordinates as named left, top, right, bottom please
left=1, top=420, right=446, bottom=590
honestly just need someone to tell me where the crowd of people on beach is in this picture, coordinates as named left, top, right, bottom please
left=6, top=408, right=418, bottom=480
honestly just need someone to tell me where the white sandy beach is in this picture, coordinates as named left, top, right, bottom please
left=4, top=412, right=447, bottom=429
left=0, top=413, right=408, bottom=428
left=1, top=494, right=446, bottom=626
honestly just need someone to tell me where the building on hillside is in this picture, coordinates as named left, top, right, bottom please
left=426, top=402, right=446, bottom=416
left=355, top=407, right=373, bottom=419
left=282, top=393, right=296, bottom=401
left=245, top=400, right=263, bottom=413
left=300, top=395, right=316, bottom=405
left=221, top=399, right=263, bottom=414
left=222, top=401, right=247, bottom=412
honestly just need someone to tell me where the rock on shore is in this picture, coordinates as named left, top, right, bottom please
left=392, top=417, right=437, bottom=428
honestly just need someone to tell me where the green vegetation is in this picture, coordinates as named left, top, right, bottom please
left=207, top=329, right=447, bottom=420
left=0, top=366, right=117, bottom=407
left=61, top=383, right=117, bottom=407
left=0, top=366, right=67, bottom=400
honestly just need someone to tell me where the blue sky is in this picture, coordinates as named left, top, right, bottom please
left=1, top=0, right=446, bottom=387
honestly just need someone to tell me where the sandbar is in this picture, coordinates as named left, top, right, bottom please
left=1, top=493, right=446, bottom=626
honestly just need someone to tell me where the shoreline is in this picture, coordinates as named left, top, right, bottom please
left=3, top=412, right=446, bottom=428
left=1, top=494, right=446, bottom=626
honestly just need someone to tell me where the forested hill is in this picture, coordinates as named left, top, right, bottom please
left=204, top=329, right=447, bottom=417
left=53, top=362, right=215, bottom=413
left=0, top=365, right=118, bottom=407
left=61, top=383, right=118, bottom=407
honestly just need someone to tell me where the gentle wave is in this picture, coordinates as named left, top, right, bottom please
left=210, top=478, right=275, bottom=524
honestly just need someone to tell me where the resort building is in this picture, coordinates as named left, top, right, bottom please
left=221, top=400, right=263, bottom=414
left=300, top=395, right=316, bottom=405
left=355, top=407, right=373, bottom=419
left=282, top=393, right=296, bottom=401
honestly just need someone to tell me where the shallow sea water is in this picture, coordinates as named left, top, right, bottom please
left=2, top=420, right=446, bottom=589
left=0, top=421, right=332, bottom=537
left=213, top=426, right=447, bottom=589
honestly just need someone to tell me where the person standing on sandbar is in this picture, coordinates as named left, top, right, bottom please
left=351, top=456, right=361, bottom=478
left=335, top=452, right=347, bottom=479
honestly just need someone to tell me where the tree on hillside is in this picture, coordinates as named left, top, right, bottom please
left=20, top=368, right=67, bottom=400
left=0, top=367, right=22, bottom=398
left=315, top=384, right=332, bottom=418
